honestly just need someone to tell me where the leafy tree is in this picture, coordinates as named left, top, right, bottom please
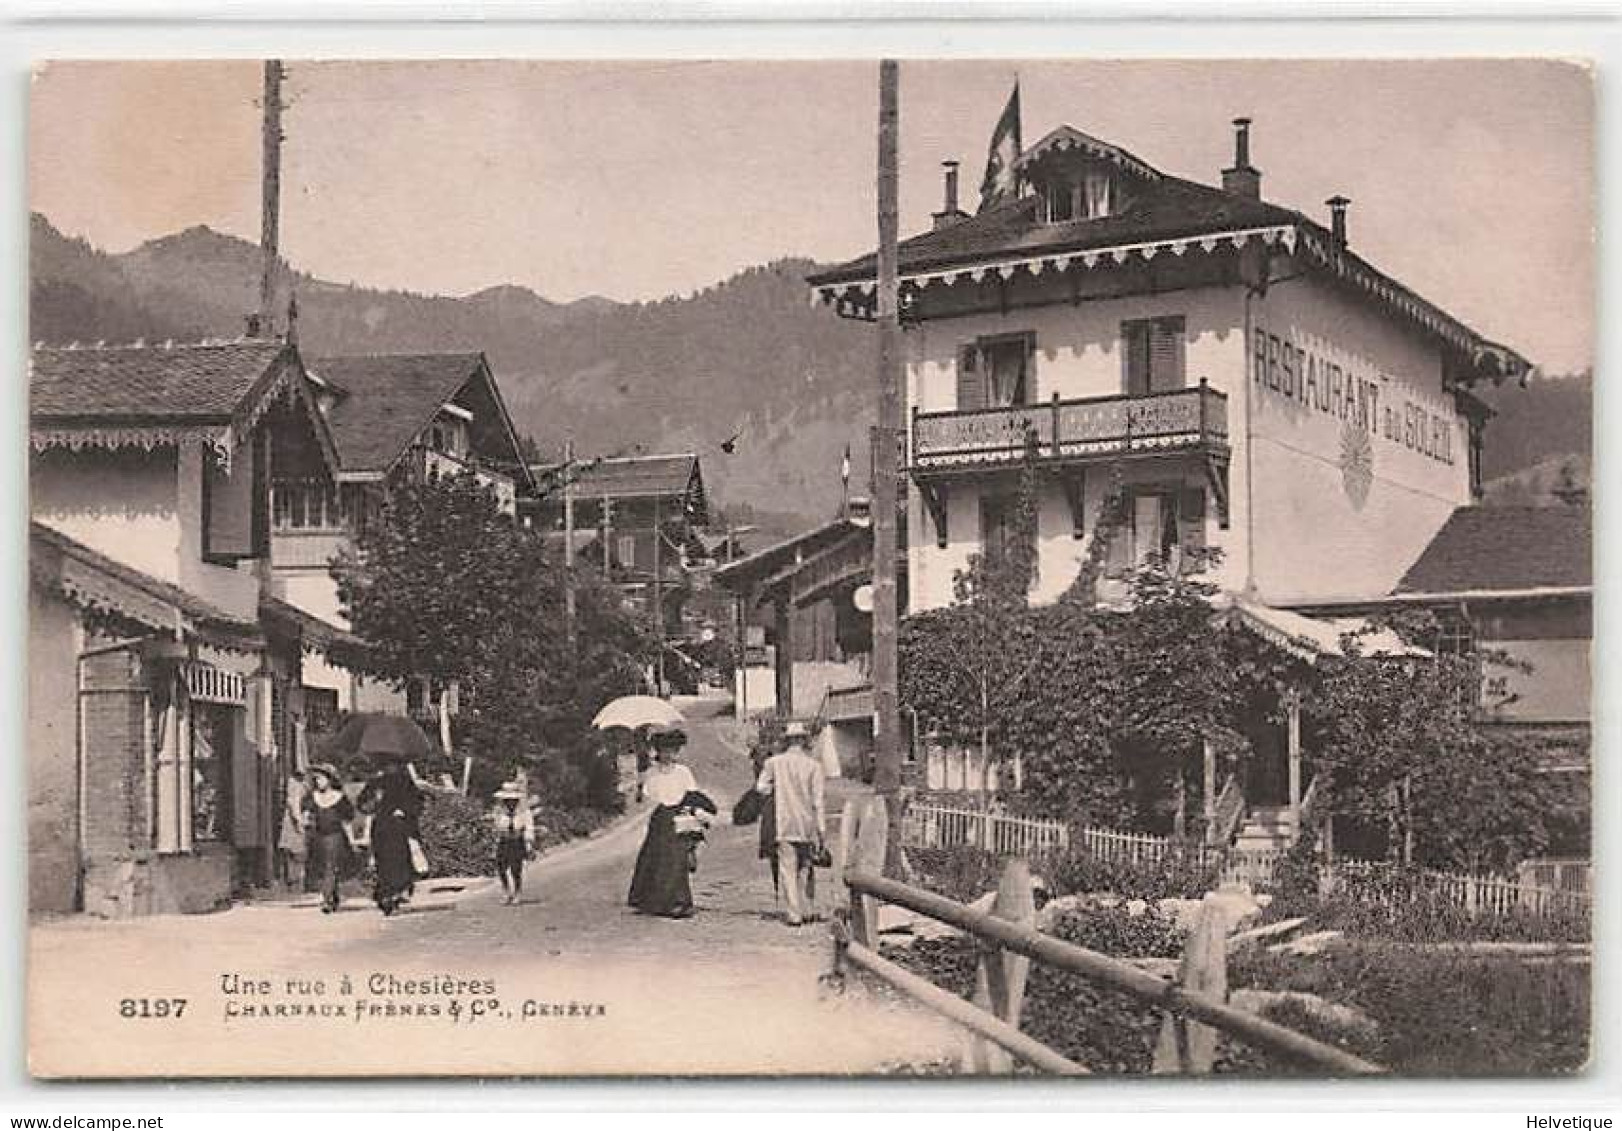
left=330, top=471, right=653, bottom=808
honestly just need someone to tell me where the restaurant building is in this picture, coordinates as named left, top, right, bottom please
left=805, top=114, right=1544, bottom=837
left=809, top=118, right=1528, bottom=617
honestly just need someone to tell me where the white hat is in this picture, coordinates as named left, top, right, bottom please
left=784, top=720, right=810, bottom=740
left=494, top=782, right=525, bottom=801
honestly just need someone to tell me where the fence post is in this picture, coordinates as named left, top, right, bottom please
left=969, top=858, right=1036, bottom=1074
left=1153, top=892, right=1233, bottom=1075
left=847, top=795, right=889, bottom=947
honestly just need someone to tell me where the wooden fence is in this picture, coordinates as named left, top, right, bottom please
left=837, top=796, right=1383, bottom=1076
left=901, top=802, right=1588, bottom=921
left=1324, top=859, right=1590, bottom=920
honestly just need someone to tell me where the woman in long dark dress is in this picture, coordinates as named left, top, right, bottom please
left=360, top=764, right=423, bottom=916
left=302, top=763, right=354, bottom=913
left=627, top=725, right=714, bottom=918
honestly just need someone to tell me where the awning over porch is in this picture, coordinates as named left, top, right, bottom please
left=1221, top=595, right=1429, bottom=663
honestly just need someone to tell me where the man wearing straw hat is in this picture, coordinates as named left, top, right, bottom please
left=491, top=781, right=537, bottom=906
left=754, top=720, right=827, bottom=927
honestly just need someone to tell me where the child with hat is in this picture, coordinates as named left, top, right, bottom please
left=490, top=781, right=536, bottom=905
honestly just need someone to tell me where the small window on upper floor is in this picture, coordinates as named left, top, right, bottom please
left=1038, top=171, right=1115, bottom=224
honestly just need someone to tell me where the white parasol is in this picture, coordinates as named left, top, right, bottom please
left=591, top=695, right=684, bottom=731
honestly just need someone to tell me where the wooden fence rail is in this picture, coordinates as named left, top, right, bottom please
left=839, top=797, right=1384, bottom=1077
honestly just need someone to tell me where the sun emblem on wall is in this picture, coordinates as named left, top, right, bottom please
left=1340, top=419, right=1375, bottom=510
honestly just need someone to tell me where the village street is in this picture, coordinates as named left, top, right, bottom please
left=28, top=717, right=962, bottom=1078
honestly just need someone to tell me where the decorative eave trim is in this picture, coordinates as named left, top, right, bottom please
left=1293, top=229, right=1530, bottom=382
left=1014, top=129, right=1160, bottom=182
left=811, top=224, right=1299, bottom=314
left=30, top=423, right=233, bottom=463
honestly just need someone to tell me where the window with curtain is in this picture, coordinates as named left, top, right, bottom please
left=956, top=333, right=1036, bottom=410
left=1122, top=317, right=1187, bottom=395
left=1082, top=172, right=1113, bottom=219
left=1105, top=486, right=1206, bottom=576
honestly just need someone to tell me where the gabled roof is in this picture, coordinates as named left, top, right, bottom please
left=1395, top=506, right=1591, bottom=596
left=810, top=174, right=1295, bottom=287
left=31, top=339, right=291, bottom=423
left=807, top=121, right=1530, bottom=383
left=30, top=520, right=263, bottom=650
left=30, top=339, right=339, bottom=473
left=534, top=453, right=707, bottom=520
left=309, top=353, right=487, bottom=475
left=1015, top=125, right=1161, bottom=181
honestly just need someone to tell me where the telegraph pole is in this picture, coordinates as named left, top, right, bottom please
left=872, top=59, right=904, bottom=865
left=652, top=495, right=666, bottom=697
left=258, top=60, right=284, bottom=338
left=562, top=439, right=577, bottom=656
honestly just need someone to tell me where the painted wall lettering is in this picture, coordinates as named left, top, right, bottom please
left=1253, top=326, right=1453, bottom=466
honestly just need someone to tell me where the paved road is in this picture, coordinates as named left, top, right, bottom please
left=30, top=718, right=960, bottom=1078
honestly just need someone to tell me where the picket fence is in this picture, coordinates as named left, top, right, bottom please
left=901, top=802, right=1589, bottom=921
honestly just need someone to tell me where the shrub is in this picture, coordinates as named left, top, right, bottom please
left=905, top=845, right=1002, bottom=904
left=417, top=791, right=496, bottom=879
left=1046, top=904, right=1185, bottom=958
left=1227, top=943, right=1591, bottom=1075
left=1040, top=845, right=1220, bottom=902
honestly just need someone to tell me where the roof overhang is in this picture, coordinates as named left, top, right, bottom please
left=811, top=224, right=1299, bottom=314
left=1217, top=595, right=1429, bottom=664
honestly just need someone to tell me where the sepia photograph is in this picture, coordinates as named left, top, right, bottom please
left=22, top=56, right=1594, bottom=1080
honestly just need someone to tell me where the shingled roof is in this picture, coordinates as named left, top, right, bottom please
left=30, top=520, right=262, bottom=650
left=1395, top=506, right=1591, bottom=595
left=308, top=353, right=488, bottom=475
left=807, top=123, right=1530, bottom=382
left=31, top=340, right=292, bottom=425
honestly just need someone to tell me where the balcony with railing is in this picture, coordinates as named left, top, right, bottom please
left=910, top=380, right=1228, bottom=474
left=418, top=447, right=518, bottom=514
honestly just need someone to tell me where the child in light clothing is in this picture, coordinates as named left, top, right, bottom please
left=491, top=783, right=536, bottom=905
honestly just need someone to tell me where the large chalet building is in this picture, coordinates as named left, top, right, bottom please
left=805, top=113, right=1587, bottom=854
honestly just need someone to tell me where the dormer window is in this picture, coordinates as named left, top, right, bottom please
left=1037, top=170, right=1115, bottom=224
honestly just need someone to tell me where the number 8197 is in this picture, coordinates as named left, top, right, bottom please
left=119, top=998, right=186, bottom=1018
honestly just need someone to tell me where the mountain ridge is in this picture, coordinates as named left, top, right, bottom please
left=29, top=211, right=1589, bottom=532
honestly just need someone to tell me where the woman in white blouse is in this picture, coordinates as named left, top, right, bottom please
left=626, top=723, right=715, bottom=918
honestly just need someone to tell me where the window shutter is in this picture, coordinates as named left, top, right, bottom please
left=1149, top=319, right=1186, bottom=392
left=1177, top=487, right=1206, bottom=573
left=204, top=444, right=256, bottom=561
left=1123, top=322, right=1150, bottom=396
left=1023, top=334, right=1038, bottom=404
left=956, top=345, right=985, bottom=411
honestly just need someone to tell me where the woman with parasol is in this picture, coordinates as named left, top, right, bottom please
left=624, top=723, right=716, bottom=919
left=323, top=714, right=432, bottom=917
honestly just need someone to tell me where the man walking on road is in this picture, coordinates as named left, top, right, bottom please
left=754, top=720, right=826, bottom=927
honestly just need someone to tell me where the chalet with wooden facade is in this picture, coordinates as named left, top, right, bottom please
left=273, top=352, right=534, bottom=721
left=29, top=340, right=341, bottom=915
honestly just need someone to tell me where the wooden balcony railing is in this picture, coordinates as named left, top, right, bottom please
left=911, top=380, right=1228, bottom=472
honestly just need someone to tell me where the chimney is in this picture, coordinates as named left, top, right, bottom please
left=932, top=160, right=970, bottom=231
left=1222, top=117, right=1262, bottom=200
left=1327, top=195, right=1351, bottom=249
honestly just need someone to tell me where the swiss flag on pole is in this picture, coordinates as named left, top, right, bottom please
left=978, top=82, right=1022, bottom=212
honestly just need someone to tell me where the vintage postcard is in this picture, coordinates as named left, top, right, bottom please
left=25, top=58, right=1592, bottom=1078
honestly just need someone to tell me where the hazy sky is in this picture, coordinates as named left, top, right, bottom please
left=29, top=58, right=1593, bottom=372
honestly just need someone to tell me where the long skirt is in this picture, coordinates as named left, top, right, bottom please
left=309, top=831, right=349, bottom=911
left=371, top=813, right=416, bottom=913
left=627, top=806, right=694, bottom=917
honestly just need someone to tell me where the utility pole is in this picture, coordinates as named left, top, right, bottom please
left=652, top=495, right=666, bottom=697
left=872, top=59, right=904, bottom=869
left=562, top=439, right=577, bottom=656
left=258, top=59, right=284, bottom=338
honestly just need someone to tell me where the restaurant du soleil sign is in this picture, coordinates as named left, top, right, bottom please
left=1253, top=325, right=1456, bottom=466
